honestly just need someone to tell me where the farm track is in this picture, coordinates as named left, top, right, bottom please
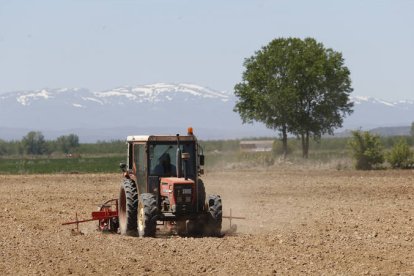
left=0, top=168, right=413, bottom=275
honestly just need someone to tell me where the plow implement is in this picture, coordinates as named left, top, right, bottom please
left=222, top=208, right=245, bottom=233
left=62, top=199, right=119, bottom=233
left=62, top=199, right=244, bottom=235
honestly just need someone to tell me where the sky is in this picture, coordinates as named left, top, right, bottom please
left=0, top=0, right=413, bottom=101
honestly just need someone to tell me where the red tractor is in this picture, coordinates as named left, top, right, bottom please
left=117, top=128, right=222, bottom=237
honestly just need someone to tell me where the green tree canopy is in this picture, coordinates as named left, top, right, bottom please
left=410, top=122, right=414, bottom=137
left=0, top=139, right=7, bottom=156
left=22, top=131, right=47, bottom=155
left=56, top=134, right=80, bottom=154
left=234, top=37, right=353, bottom=158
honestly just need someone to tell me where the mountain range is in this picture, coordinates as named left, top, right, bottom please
left=0, top=83, right=413, bottom=142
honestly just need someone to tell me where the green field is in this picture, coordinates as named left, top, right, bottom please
left=0, top=155, right=125, bottom=174
left=1, top=135, right=413, bottom=174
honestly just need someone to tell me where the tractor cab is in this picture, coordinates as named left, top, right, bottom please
left=123, top=132, right=203, bottom=196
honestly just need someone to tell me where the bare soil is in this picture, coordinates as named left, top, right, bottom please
left=0, top=167, right=413, bottom=275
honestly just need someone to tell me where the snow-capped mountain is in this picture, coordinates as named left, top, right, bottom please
left=345, top=96, right=414, bottom=130
left=0, top=83, right=273, bottom=141
left=0, top=84, right=413, bottom=141
left=95, top=83, right=230, bottom=104
left=2, top=83, right=229, bottom=107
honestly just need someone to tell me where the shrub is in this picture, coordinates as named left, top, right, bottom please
left=272, top=140, right=293, bottom=156
left=348, top=131, right=384, bottom=170
left=387, top=139, right=414, bottom=169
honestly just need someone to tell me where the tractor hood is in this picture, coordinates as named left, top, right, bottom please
left=159, top=177, right=195, bottom=197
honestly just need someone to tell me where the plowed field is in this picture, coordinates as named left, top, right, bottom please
left=0, top=167, right=413, bottom=275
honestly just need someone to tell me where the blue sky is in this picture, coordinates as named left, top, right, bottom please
left=0, top=0, right=413, bottom=100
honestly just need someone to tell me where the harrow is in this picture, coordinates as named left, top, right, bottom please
left=62, top=199, right=119, bottom=233
left=62, top=199, right=244, bottom=235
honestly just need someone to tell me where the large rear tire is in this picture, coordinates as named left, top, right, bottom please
left=206, top=195, right=222, bottom=236
left=118, top=179, right=138, bottom=236
left=138, top=193, right=158, bottom=237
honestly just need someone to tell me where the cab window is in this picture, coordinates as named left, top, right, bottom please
left=134, top=143, right=147, bottom=193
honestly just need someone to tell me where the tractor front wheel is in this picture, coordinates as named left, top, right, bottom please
left=138, top=193, right=158, bottom=237
left=118, top=179, right=138, bottom=236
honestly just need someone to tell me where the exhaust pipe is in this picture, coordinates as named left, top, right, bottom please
left=176, top=134, right=182, bottom=178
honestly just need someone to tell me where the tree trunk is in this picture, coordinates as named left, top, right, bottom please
left=282, top=125, right=288, bottom=159
left=301, top=133, right=305, bottom=158
left=301, top=131, right=310, bottom=158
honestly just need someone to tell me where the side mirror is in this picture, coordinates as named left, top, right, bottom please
left=119, top=162, right=127, bottom=172
left=199, top=155, right=205, bottom=166
left=176, top=148, right=182, bottom=178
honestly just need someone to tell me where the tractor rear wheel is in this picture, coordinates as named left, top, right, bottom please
left=138, top=193, right=158, bottom=237
left=118, top=179, right=138, bottom=236
left=206, top=195, right=222, bottom=236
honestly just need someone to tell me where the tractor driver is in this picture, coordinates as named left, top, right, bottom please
left=153, top=153, right=177, bottom=177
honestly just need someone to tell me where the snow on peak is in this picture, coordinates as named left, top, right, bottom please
left=9, top=87, right=89, bottom=106
left=94, top=83, right=229, bottom=103
left=350, top=95, right=405, bottom=107
left=3, top=83, right=231, bottom=107
left=396, top=99, right=414, bottom=105
left=81, top=97, right=104, bottom=105
left=351, top=96, right=371, bottom=103
left=375, top=99, right=395, bottom=107
left=17, top=89, right=53, bottom=106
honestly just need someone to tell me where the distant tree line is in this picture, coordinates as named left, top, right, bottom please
left=2, top=130, right=414, bottom=170
left=0, top=131, right=127, bottom=157
left=0, top=131, right=80, bottom=156
left=272, top=135, right=414, bottom=155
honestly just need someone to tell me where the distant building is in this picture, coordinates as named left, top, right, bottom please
left=240, top=140, right=273, bottom=152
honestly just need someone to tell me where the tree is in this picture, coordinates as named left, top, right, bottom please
left=0, top=139, right=7, bottom=156
left=348, top=131, right=384, bottom=170
left=410, top=122, right=414, bottom=137
left=387, top=139, right=413, bottom=169
left=22, top=131, right=47, bottom=155
left=234, top=37, right=353, bottom=158
left=56, top=134, right=79, bottom=154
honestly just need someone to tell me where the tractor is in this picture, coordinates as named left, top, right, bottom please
left=117, top=128, right=222, bottom=237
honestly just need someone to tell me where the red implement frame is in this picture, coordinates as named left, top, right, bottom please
left=63, top=201, right=244, bottom=235
left=62, top=199, right=119, bottom=232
